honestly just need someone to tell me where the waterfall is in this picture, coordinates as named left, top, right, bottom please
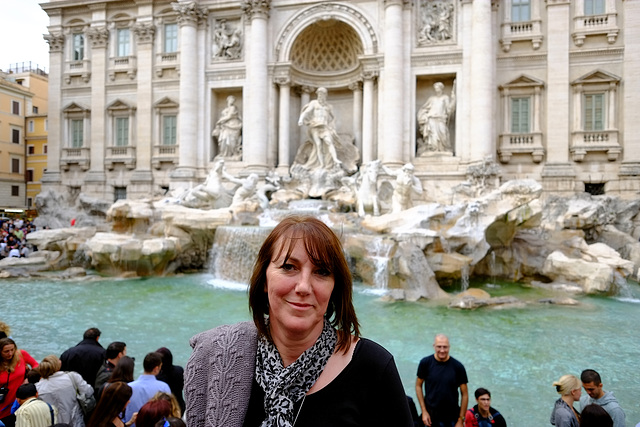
left=460, top=263, right=470, bottom=291
left=208, top=226, right=273, bottom=284
left=364, top=237, right=395, bottom=291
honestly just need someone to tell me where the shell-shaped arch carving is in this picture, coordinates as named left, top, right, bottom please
left=275, top=2, right=378, bottom=62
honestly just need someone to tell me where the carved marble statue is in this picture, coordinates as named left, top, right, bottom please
left=179, top=159, right=241, bottom=209
left=212, top=20, right=242, bottom=60
left=297, top=87, right=343, bottom=170
left=212, top=95, right=242, bottom=160
left=355, top=160, right=393, bottom=217
left=287, top=87, right=359, bottom=199
left=388, top=163, right=423, bottom=214
left=417, top=81, right=456, bottom=154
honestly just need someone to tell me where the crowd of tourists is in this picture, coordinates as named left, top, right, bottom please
left=0, top=218, right=36, bottom=259
left=0, top=324, right=185, bottom=427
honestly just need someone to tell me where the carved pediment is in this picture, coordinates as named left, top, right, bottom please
left=154, top=97, right=179, bottom=109
left=500, top=74, right=544, bottom=89
left=572, top=69, right=620, bottom=86
left=106, top=99, right=136, bottom=112
left=63, top=102, right=90, bottom=113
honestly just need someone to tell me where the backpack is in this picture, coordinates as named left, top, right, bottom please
left=467, top=407, right=501, bottom=427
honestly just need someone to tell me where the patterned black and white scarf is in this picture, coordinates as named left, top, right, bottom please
left=255, top=319, right=337, bottom=427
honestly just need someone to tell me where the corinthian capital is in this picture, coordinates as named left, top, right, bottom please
left=87, top=27, right=109, bottom=48
left=172, top=1, right=208, bottom=26
left=241, top=0, right=271, bottom=20
left=44, top=32, right=65, bottom=52
left=133, top=22, right=156, bottom=44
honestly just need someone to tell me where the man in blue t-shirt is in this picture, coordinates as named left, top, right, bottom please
left=415, top=334, right=468, bottom=427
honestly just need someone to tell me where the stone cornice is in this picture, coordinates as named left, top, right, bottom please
left=242, top=0, right=271, bottom=20
left=133, top=22, right=156, bottom=44
left=172, top=1, right=208, bottom=27
left=44, top=32, right=65, bottom=52
left=383, top=0, right=410, bottom=7
left=87, top=27, right=109, bottom=48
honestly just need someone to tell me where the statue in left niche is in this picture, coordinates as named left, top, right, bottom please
left=212, top=20, right=243, bottom=60
left=212, top=95, right=243, bottom=160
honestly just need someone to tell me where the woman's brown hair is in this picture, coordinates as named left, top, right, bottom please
left=87, top=382, right=133, bottom=427
left=248, top=215, right=360, bottom=352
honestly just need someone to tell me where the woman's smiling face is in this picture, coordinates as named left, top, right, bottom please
left=265, top=237, right=334, bottom=339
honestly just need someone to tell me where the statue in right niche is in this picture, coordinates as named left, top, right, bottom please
left=417, top=80, right=456, bottom=154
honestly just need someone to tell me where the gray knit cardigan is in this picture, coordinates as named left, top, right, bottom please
left=184, top=321, right=258, bottom=427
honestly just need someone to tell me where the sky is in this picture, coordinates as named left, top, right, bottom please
left=0, top=0, right=51, bottom=72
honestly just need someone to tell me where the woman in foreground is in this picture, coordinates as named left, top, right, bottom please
left=185, top=215, right=413, bottom=427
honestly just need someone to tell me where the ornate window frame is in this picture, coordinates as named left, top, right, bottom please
left=154, top=10, right=180, bottom=77
left=108, top=14, right=137, bottom=80
left=106, top=99, right=136, bottom=169
left=498, top=75, right=545, bottom=164
left=570, top=69, right=620, bottom=162
left=62, top=20, right=91, bottom=84
left=152, top=97, right=179, bottom=169
left=61, top=102, right=91, bottom=171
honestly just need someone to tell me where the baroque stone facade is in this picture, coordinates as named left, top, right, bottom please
left=40, top=0, right=640, bottom=202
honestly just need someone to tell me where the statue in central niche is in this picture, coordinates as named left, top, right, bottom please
left=297, top=87, right=343, bottom=170
left=287, top=87, right=359, bottom=199
left=417, top=81, right=456, bottom=154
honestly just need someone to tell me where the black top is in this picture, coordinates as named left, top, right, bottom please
left=416, top=355, right=468, bottom=423
left=243, top=338, right=414, bottom=427
left=60, top=338, right=106, bottom=388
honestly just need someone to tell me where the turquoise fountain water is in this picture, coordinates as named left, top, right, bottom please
left=1, top=274, right=639, bottom=427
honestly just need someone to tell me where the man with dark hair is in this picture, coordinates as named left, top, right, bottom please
left=580, top=369, right=626, bottom=427
left=416, top=334, right=468, bottom=427
left=464, top=388, right=507, bottom=427
left=94, top=341, right=127, bottom=394
left=124, top=352, right=170, bottom=426
left=59, top=327, right=106, bottom=388
left=15, top=383, right=58, bottom=427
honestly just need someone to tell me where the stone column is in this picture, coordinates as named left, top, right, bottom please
left=276, top=76, right=291, bottom=174
left=170, top=1, right=205, bottom=188
left=619, top=0, right=640, bottom=182
left=458, top=0, right=473, bottom=161
left=362, top=71, right=377, bottom=163
left=468, top=0, right=494, bottom=161
left=131, top=19, right=155, bottom=196
left=349, top=81, right=363, bottom=157
left=86, top=26, right=109, bottom=191
left=380, top=0, right=405, bottom=166
left=242, top=0, right=271, bottom=174
left=41, top=32, right=64, bottom=189
left=541, top=0, right=575, bottom=188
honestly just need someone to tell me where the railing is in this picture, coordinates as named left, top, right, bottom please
left=498, top=132, right=544, bottom=163
left=64, top=59, right=91, bottom=83
left=152, top=144, right=178, bottom=169
left=105, top=145, right=136, bottom=169
left=108, top=56, right=137, bottom=80
left=570, top=130, right=620, bottom=162
left=500, top=19, right=543, bottom=51
left=572, top=12, right=619, bottom=45
left=61, top=147, right=90, bottom=171
left=155, top=52, right=180, bottom=77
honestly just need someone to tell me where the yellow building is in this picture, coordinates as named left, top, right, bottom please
left=0, top=67, right=48, bottom=212
left=26, top=114, right=48, bottom=209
